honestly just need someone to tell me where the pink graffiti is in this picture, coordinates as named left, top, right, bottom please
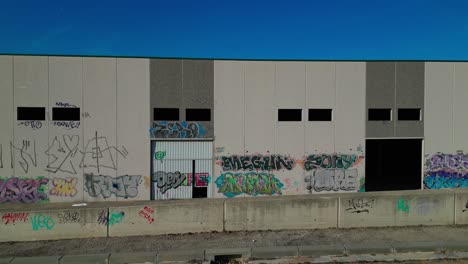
left=1, top=212, right=29, bottom=224
left=0, top=177, right=49, bottom=203
left=139, top=206, right=155, bottom=224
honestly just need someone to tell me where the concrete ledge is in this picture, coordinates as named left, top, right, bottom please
left=108, top=252, right=157, bottom=264
left=59, top=254, right=110, bottom=264
left=251, top=246, right=299, bottom=259
left=156, top=249, right=204, bottom=262
left=344, top=241, right=393, bottom=255
left=392, top=241, right=443, bottom=253
left=298, top=244, right=345, bottom=257
left=10, top=256, right=60, bottom=264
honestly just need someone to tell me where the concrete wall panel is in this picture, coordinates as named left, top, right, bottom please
left=455, top=190, right=468, bottom=224
left=244, top=62, right=275, bottom=153
left=424, top=62, right=454, bottom=154
left=82, top=57, right=117, bottom=201
left=116, top=58, right=150, bottom=201
left=48, top=57, right=84, bottom=202
left=0, top=56, right=13, bottom=177
left=275, top=62, right=305, bottom=108
left=108, top=199, right=224, bottom=236
left=149, top=59, right=182, bottom=115
left=224, top=195, right=338, bottom=231
left=0, top=207, right=107, bottom=242
left=453, top=63, right=468, bottom=152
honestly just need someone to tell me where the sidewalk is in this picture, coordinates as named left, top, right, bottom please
left=1, top=225, right=468, bottom=263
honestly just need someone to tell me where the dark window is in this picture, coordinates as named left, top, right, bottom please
left=368, top=108, right=392, bottom=121
left=186, top=109, right=211, bottom=121
left=17, top=107, right=46, bottom=121
left=308, top=109, right=332, bottom=121
left=154, top=108, right=179, bottom=121
left=278, top=109, right=302, bottom=121
left=52, top=107, right=80, bottom=121
left=398, top=108, right=421, bottom=121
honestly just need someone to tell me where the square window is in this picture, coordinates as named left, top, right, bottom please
left=52, top=107, right=80, bottom=121
left=154, top=108, right=179, bottom=121
left=368, top=108, right=392, bottom=121
left=398, top=108, right=421, bottom=121
left=308, top=109, right=332, bottom=121
left=17, top=107, right=46, bottom=121
left=278, top=109, right=302, bottom=121
left=186, top=108, right=211, bottom=121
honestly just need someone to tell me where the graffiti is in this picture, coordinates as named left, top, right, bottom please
left=57, top=211, right=80, bottom=223
left=215, top=172, right=283, bottom=198
left=183, top=173, right=210, bottom=187
left=52, top=121, right=80, bottom=129
left=216, top=146, right=225, bottom=153
left=218, top=155, right=296, bottom=171
left=0, top=144, right=3, bottom=169
left=82, top=112, right=91, bottom=118
left=0, top=177, right=49, bottom=203
left=397, top=197, right=410, bottom=212
left=424, top=171, right=468, bottom=189
left=31, top=214, right=55, bottom=231
left=149, top=121, right=205, bottom=138
left=1, top=212, right=29, bottom=224
left=359, top=178, right=365, bottom=192
left=155, top=151, right=166, bottom=161
left=304, top=154, right=362, bottom=171
left=18, top=120, right=43, bottom=130
left=345, top=198, right=375, bottom=213
left=55, top=102, right=77, bottom=108
left=304, top=169, right=358, bottom=192
left=45, top=135, right=80, bottom=174
left=11, top=140, right=37, bottom=174
left=97, top=210, right=125, bottom=226
left=49, top=177, right=78, bottom=197
left=80, top=131, right=128, bottom=173
left=84, top=174, right=141, bottom=198
left=139, top=206, right=155, bottom=224
left=152, top=171, right=185, bottom=194
left=463, top=202, right=468, bottom=213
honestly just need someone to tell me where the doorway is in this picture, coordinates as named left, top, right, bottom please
left=365, top=139, right=422, bottom=191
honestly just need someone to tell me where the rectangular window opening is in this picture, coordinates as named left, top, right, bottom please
left=154, top=108, right=179, bottom=121
left=52, top=107, right=80, bottom=121
left=368, top=108, right=392, bottom=121
left=308, top=109, right=332, bottom=121
left=17, top=107, right=46, bottom=121
left=186, top=108, right=211, bottom=121
left=398, top=108, right=421, bottom=121
left=278, top=109, right=302, bottom=121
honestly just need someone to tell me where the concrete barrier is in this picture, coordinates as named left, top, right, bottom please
left=338, top=189, right=456, bottom=228
left=224, top=195, right=338, bottom=231
left=108, top=199, right=224, bottom=237
left=455, top=190, right=468, bottom=225
left=0, top=206, right=108, bottom=242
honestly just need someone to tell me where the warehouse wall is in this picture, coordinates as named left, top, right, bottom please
left=213, top=61, right=366, bottom=198
left=0, top=56, right=150, bottom=204
left=424, top=62, right=468, bottom=189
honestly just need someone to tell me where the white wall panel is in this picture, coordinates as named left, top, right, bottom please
left=48, top=57, right=83, bottom=202
left=214, top=61, right=244, bottom=155
left=13, top=56, right=49, bottom=181
left=305, top=62, right=335, bottom=154
left=275, top=62, right=306, bottom=108
left=453, top=63, right=468, bottom=152
left=0, top=56, right=13, bottom=177
left=116, top=58, right=150, bottom=201
left=424, top=62, right=454, bottom=154
left=244, top=61, right=275, bottom=153
left=82, top=57, right=117, bottom=201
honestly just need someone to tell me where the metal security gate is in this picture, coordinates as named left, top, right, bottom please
left=151, top=141, right=213, bottom=200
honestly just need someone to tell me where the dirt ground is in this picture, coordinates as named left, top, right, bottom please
left=1, top=225, right=468, bottom=257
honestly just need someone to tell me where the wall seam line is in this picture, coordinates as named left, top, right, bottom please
left=452, top=63, right=455, bottom=153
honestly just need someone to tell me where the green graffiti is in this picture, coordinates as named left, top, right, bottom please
left=108, top=211, right=125, bottom=226
left=358, top=177, right=365, bottom=192
left=397, top=197, right=410, bottom=212
left=155, top=151, right=166, bottom=161
left=215, top=172, right=283, bottom=197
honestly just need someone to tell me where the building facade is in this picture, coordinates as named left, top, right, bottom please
left=0, top=56, right=467, bottom=204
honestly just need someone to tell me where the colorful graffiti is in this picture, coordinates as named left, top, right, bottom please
left=84, top=174, right=141, bottom=198
left=154, top=151, right=166, bottom=161
left=150, top=121, right=205, bottom=138
left=305, top=169, right=358, bottom=192
left=397, top=197, right=410, bottom=212
left=425, top=153, right=468, bottom=189
left=108, top=211, right=125, bottom=226
left=217, top=155, right=296, bottom=171
left=1, top=212, right=29, bottom=224
left=215, top=172, right=283, bottom=198
left=139, top=206, right=155, bottom=224
left=30, top=214, right=55, bottom=231
left=152, top=171, right=210, bottom=194
left=49, top=177, right=78, bottom=197
left=0, top=177, right=49, bottom=203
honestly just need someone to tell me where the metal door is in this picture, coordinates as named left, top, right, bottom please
left=151, top=141, right=213, bottom=199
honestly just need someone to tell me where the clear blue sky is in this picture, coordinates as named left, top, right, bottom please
left=1, top=0, right=467, bottom=60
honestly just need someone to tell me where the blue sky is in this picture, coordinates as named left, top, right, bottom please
left=0, top=0, right=467, bottom=60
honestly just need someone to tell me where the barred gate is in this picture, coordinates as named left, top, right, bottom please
left=151, top=141, right=213, bottom=200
